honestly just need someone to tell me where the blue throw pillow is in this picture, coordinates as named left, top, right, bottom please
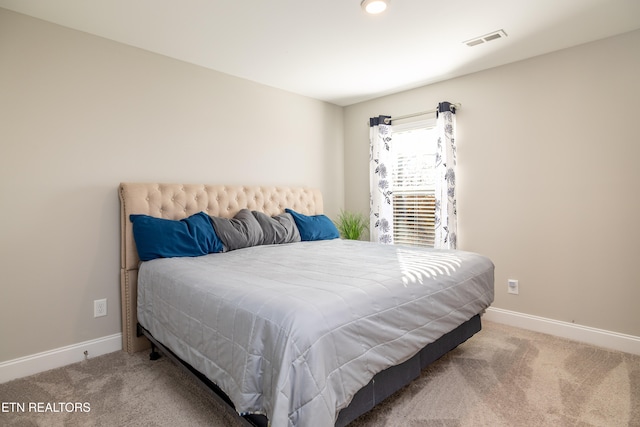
left=285, top=208, right=340, bottom=241
left=130, top=212, right=223, bottom=261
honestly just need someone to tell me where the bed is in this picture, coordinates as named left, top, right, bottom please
left=119, top=183, right=494, bottom=426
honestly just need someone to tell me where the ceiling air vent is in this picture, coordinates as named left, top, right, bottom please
left=464, top=29, right=508, bottom=47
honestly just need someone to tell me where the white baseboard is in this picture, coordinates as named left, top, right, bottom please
left=0, top=333, right=122, bottom=384
left=484, top=307, right=640, bottom=355
left=2, top=310, right=638, bottom=384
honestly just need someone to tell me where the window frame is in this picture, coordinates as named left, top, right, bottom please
left=391, top=118, right=438, bottom=247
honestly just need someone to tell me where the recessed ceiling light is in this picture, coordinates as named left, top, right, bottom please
left=361, top=0, right=389, bottom=14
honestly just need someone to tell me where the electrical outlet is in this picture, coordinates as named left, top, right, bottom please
left=94, top=299, right=107, bottom=317
left=507, top=279, right=519, bottom=295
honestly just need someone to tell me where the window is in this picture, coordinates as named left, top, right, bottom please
left=391, top=120, right=437, bottom=247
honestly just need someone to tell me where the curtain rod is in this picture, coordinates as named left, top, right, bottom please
left=383, top=102, right=461, bottom=124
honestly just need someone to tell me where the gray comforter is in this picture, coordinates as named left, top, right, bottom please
left=137, top=239, right=494, bottom=426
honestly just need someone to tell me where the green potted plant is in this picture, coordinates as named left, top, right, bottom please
left=334, top=209, right=369, bottom=240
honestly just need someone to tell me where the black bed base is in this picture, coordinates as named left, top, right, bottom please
left=137, top=314, right=482, bottom=427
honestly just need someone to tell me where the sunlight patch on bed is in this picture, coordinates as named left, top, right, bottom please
left=397, top=249, right=462, bottom=285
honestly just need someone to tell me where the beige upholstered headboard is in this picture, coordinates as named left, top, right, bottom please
left=119, top=183, right=324, bottom=353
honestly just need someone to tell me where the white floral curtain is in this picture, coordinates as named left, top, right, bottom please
left=369, top=116, right=394, bottom=244
left=434, top=102, right=457, bottom=249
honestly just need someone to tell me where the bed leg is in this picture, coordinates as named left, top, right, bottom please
left=149, top=344, right=161, bottom=361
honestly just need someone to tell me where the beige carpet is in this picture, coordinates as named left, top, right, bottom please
left=1, top=321, right=638, bottom=426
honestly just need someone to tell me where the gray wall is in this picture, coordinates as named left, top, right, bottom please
left=0, top=9, right=344, bottom=362
left=344, top=29, right=640, bottom=337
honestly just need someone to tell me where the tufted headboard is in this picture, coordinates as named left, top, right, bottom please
left=119, top=183, right=324, bottom=353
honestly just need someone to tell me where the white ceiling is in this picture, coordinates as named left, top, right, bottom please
left=2, top=0, right=640, bottom=106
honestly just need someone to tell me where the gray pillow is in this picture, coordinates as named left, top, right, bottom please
left=252, top=211, right=301, bottom=245
left=209, top=209, right=264, bottom=252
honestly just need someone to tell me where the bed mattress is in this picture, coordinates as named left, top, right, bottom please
left=137, top=239, right=494, bottom=426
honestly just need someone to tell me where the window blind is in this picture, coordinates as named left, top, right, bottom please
left=393, top=193, right=435, bottom=247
